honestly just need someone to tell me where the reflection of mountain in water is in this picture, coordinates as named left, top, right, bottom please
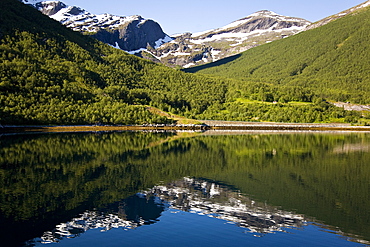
left=28, top=194, right=167, bottom=244
left=28, top=178, right=308, bottom=245
left=147, top=177, right=307, bottom=236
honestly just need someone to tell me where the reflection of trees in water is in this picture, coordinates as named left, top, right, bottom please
left=30, top=178, right=308, bottom=244
left=1, top=132, right=369, bottom=246
left=28, top=194, right=168, bottom=245
left=26, top=177, right=370, bottom=245
left=332, top=143, right=370, bottom=154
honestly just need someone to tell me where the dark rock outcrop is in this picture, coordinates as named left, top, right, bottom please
left=92, top=18, right=167, bottom=51
left=35, top=1, right=67, bottom=15
left=22, top=0, right=171, bottom=52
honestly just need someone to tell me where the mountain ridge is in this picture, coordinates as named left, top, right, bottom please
left=306, top=0, right=370, bottom=30
left=1, top=0, right=368, bottom=125
left=186, top=1, right=370, bottom=104
left=20, top=0, right=370, bottom=69
left=21, top=0, right=311, bottom=68
left=141, top=10, right=311, bottom=67
left=21, top=0, right=172, bottom=52
left=1, top=0, right=227, bottom=125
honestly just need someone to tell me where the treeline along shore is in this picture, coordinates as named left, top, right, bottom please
left=1, top=121, right=370, bottom=133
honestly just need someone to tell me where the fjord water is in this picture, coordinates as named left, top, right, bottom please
left=1, top=131, right=369, bottom=246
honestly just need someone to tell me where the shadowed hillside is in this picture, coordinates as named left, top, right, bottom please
left=0, top=0, right=227, bottom=125
left=0, top=0, right=367, bottom=125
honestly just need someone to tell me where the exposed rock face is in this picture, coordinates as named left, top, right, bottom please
left=20, top=1, right=311, bottom=67
left=34, top=1, right=67, bottom=15
left=89, top=18, right=169, bottom=51
left=20, top=0, right=370, bottom=68
left=141, top=10, right=311, bottom=68
left=22, top=0, right=172, bottom=52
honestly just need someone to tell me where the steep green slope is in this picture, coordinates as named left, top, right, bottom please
left=186, top=4, right=370, bottom=104
left=0, top=0, right=226, bottom=125
left=0, top=0, right=364, bottom=125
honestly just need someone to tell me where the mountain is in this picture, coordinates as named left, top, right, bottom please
left=33, top=177, right=307, bottom=244
left=185, top=1, right=370, bottom=105
left=142, top=11, right=311, bottom=68
left=21, top=0, right=172, bottom=52
left=306, top=0, right=370, bottom=30
left=1, top=0, right=365, bottom=125
left=0, top=0, right=226, bottom=125
left=21, top=1, right=310, bottom=68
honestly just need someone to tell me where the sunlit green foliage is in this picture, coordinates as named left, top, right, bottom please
left=0, top=0, right=366, bottom=124
left=0, top=0, right=226, bottom=125
left=187, top=6, right=370, bottom=104
left=1, top=132, right=370, bottom=240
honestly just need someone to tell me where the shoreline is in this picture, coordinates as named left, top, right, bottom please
left=1, top=122, right=370, bottom=133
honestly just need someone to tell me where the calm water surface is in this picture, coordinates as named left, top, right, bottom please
left=0, top=131, right=369, bottom=246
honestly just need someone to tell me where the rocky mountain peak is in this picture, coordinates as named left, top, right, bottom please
left=21, top=1, right=311, bottom=67
left=21, top=0, right=172, bottom=52
left=143, top=10, right=311, bottom=68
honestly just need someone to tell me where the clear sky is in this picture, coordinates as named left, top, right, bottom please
left=61, top=0, right=366, bottom=35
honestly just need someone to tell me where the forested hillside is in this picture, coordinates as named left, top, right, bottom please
left=0, top=0, right=226, bottom=125
left=186, top=4, right=370, bottom=105
left=0, top=0, right=365, bottom=125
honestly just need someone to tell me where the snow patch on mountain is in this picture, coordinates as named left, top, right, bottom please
left=22, top=0, right=44, bottom=4
left=306, top=0, right=370, bottom=30
left=22, top=1, right=312, bottom=68
left=350, top=0, right=370, bottom=11
left=127, top=48, right=147, bottom=55
left=22, top=0, right=145, bottom=33
left=21, top=0, right=173, bottom=52
left=154, top=36, right=173, bottom=49
left=147, top=10, right=310, bottom=68
left=48, top=5, right=143, bottom=33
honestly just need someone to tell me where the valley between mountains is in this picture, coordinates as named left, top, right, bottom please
left=0, top=0, right=370, bottom=127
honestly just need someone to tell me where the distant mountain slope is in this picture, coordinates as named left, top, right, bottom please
left=1, top=0, right=365, bottom=125
left=306, top=0, right=370, bottom=30
left=142, top=11, right=310, bottom=68
left=21, top=0, right=172, bottom=52
left=22, top=0, right=310, bottom=68
left=186, top=1, right=370, bottom=104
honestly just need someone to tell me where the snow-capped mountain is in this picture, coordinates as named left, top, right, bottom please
left=21, top=0, right=172, bottom=52
left=141, top=11, right=311, bottom=68
left=20, top=1, right=370, bottom=68
left=21, top=1, right=311, bottom=67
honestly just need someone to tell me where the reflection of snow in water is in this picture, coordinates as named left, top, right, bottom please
left=29, top=178, right=306, bottom=244
left=27, top=177, right=368, bottom=245
left=40, top=211, right=143, bottom=244
left=145, top=177, right=306, bottom=236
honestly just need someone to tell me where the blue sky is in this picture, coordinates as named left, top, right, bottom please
left=61, top=0, right=366, bottom=35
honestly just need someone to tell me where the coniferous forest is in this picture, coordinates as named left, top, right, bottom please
left=0, top=0, right=369, bottom=125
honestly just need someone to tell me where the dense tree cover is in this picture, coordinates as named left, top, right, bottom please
left=1, top=132, right=370, bottom=241
left=196, top=79, right=364, bottom=123
left=0, top=0, right=366, bottom=125
left=186, top=5, right=370, bottom=105
left=199, top=101, right=361, bottom=123
left=0, top=0, right=226, bottom=125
